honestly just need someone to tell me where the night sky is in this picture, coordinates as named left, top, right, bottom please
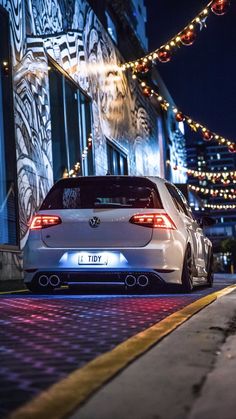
left=146, top=0, right=236, bottom=143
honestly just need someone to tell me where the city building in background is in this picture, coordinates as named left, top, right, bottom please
left=187, top=140, right=236, bottom=272
left=0, top=0, right=186, bottom=283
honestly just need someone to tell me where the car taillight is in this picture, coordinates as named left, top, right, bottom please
left=129, top=213, right=176, bottom=229
left=30, top=215, right=62, bottom=230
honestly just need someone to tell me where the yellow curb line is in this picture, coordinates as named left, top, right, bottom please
left=0, top=289, right=27, bottom=295
left=9, top=284, right=236, bottom=419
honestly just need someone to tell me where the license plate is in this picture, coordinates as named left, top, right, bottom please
left=78, top=253, right=108, bottom=265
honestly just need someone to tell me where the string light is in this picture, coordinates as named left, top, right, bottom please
left=189, top=184, right=236, bottom=200
left=167, top=162, right=236, bottom=184
left=121, top=1, right=229, bottom=71
left=204, top=203, right=236, bottom=210
left=66, top=133, right=93, bottom=177
left=138, top=78, right=236, bottom=152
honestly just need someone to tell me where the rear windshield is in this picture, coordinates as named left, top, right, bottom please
left=41, top=177, right=163, bottom=210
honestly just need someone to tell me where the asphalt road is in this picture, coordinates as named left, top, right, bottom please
left=0, top=275, right=235, bottom=418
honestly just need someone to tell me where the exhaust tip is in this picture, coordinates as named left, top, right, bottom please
left=49, top=275, right=60, bottom=287
left=125, top=275, right=136, bottom=287
left=38, top=275, right=49, bottom=287
left=137, top=275, right=149, bottom=287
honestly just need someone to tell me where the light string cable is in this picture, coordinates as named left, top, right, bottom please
left=121, top=1, right=230, bottom=70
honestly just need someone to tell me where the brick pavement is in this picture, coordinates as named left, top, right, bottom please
left=0, top=294, right=197, bottom=417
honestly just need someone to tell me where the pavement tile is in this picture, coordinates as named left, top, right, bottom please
left=0, top=280, right=232, bottom=417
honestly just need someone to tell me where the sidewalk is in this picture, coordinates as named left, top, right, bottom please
left=70, top=285, right=236, bottom=419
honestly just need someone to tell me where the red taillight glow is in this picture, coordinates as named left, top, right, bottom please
left=30, top=215, right=62, bottom=230
left=129, top=213, right=176, bottom=229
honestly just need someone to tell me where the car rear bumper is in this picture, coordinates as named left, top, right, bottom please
left=24, top=242, right=184, bottom=285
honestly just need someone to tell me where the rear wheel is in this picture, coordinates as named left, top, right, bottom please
left=181, top=246, right=193, bottom=293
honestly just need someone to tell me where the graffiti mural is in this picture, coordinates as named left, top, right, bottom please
left=13, top=39, right=53, bottom=248
left=12, top=0, right=160, bottom=243
left=1, top=0, right=179, bottom=281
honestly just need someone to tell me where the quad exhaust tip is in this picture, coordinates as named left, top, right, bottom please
left=125, top=275, right=136, bottom=287
left=125, top=274, right=149, bottom=288
left=38, top=275, right=49, bottom=287
left=49, top=275, right=60, bottom=287
left=137, top=275, right=149, bottom=287
left=38, top=274, right=60, bottom=288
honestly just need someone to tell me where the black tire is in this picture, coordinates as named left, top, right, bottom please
left=181, top=246, right=194, bottom=293
left=206, top=251, right=214, bottom=287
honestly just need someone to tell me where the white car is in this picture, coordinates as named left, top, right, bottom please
left=24, top=176, right=213, bottom=293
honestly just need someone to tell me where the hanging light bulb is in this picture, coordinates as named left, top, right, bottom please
left=228, top=143, right=236, bottom=153
left=180, top=29, right=196, bottom=46
left=175, top=112, right=185, bottom=122
left=135, top=61, right=150, bottom=74
left=157, top=48, right=172, bottom=63
left=142, top=86, right=153, bottom=97
left=202, top=130, right=214, bottom=141
left=211, top=0, right=230, bottom=16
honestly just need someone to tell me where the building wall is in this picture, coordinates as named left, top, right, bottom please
left=0, top=0, right=185, bottom=282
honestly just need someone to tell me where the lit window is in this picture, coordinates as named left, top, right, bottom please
left=49, top=63, right=93, bottom=181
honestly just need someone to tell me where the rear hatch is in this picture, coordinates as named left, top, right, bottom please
left=39, top=176, right=163, bottom=248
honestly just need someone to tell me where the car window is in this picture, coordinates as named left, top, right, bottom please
left=165, top=184, right=181, bottom=213
left=41, top=177, right=163, bottom=210
left=175, top=187, right=195, bottom=220
left=165, top=183, right=189, bottom=217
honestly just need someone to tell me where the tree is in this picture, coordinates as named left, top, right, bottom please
left=221, top=238, right=236, bottom=272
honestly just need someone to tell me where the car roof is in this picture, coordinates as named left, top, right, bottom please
left=55, top=175, right=167, bottom=185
